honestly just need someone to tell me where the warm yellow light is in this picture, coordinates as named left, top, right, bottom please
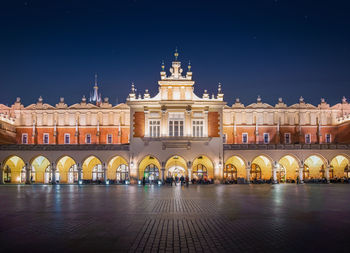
left=16, top=176, right=21, bottom=182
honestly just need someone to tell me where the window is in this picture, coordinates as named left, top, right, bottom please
left=242, top=133, right=248, bottom=144
left=64, top=134, right=70, bottom=144
left=22, top=133, right=28, bottom=144
left=43, top=133, right=49, bottom=144
left=107, top=134, right=113, bottom=144
left=284, top=133, right=291, bottom=144
left=263, top=133, right=269, bottom=144
left=305, top=134, right=311, bottom=144
left=149, top=120, right=160, bottom=137
left=86, top=134, right=91, bottom=144
left=192, top=120, right=204, bottom=137
left=168, top=113, right=184, bottom=137
left=325, top=134, right=331, bottom=143
left=223, top=133, right=227, bottom=144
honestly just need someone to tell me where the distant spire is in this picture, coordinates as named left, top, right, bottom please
left=174, top=47, right=179, bottom=61
left=161, top=60, right=165, bottom=71
left=94, top=73, right=98, bottom=87
left=188, top=60, right=191, bottom=71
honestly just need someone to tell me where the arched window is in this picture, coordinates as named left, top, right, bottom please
left=4, top=166, right=11, bottom=183
left=144, top=163, right=159, bottom=183
left=116, top=164, right=129, bottom=182
left=250, top=163, right=261, bottom=180
left=92, top=164, right=104, bottom=182
left=224, top=164, right=237, bottom=180
left=192, top=164, right=208, bottom=180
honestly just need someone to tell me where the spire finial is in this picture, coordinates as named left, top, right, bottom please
left=161, top=60, right=165, bottom=71
left=188, top=60, right=191, bottom=71
left=174, top=47, right=179, bottom=61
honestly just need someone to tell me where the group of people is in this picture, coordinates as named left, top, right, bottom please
left=165, top=175, right=189, bottom=186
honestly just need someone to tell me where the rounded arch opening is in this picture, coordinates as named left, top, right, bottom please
left=2, top=155, right=25, bottom=183
left=192, top=155, right=214, bottom=183
left=165, top=155, right=187, bottom=179
left=82, top=155, right=103, bottom=182
left=330, top=155, right=350, bottom=180
left=251, top=155, right=272, bottom=181
left=224, top=155, right=246, bottom=183
left=107, top=155, right=129, bottom=183
left=56, top=156, right=77, bottom=183
left=278, top=155, right=300, bottom=183
left=30, top=155, right=51, bottom=183
left=304, top=155, right=326, bottom=181
left=138, top=155, right=161, bottom=184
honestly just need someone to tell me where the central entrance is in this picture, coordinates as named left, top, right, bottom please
left=167, top=166, right=186, bottom=178
left=165, top=155, right=188, bottom=180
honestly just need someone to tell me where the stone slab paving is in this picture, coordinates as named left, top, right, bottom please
left=0, top=184, right=350, bottom=252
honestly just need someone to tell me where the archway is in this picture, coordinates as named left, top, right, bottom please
left=251, top=155, right=272, bottom=181
left=192, top=155, right=214, bottom=182
left=82, top=156, right=103, bottom=182
left=107, top=156, right=129, bottom=183
left=30, top=155, right=51, bottom=183
left=56, top=156, right=77, bottom=183
left=278, top=155, right=300, bottom=183
left=224, top=155, right=246, bottom=183
left=304, top=155, right=326, bottom=181
left=2, top=155, right=25, bottom=183
left=330, top=155, right=350, bottom=180
left=138, top=155, right=161, bottom=184
left=165, top=156, right=187, bottom=180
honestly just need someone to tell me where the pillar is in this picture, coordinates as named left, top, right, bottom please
left=298, top=167, right=304, bottom=184
left=188, top=168, right=192, bottom=182
left=78, top=164, right=82, bottom=184
left=25, top=163, right=31, bottom=184
left=325, top=165, right=330, bottom=183
left=0, top=164, right=4, bottom=184
left=161, top=162, right=165, bottom=183
left=272, top=162, right=278, bottom=184
left=103, top=163, right=108, bottom=184
left=246, top=165, right=251, bottom=184
left=51, top=163, right=57, bottom=185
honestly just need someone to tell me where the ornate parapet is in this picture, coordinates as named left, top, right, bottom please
left=223, top=143, right=350, bottom=150
left=0, top=144, right=130, bottom=151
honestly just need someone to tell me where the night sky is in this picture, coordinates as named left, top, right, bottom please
left=1, top=0, right=350, bottom=107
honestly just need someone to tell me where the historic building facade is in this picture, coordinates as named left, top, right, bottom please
left=1, top=52, right=350, bottom=185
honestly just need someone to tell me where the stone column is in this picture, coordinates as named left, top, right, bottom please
left=246, top=164, right=251, bottom=184
left=51, top=163, right=56, bottom=185
left=77, top=164, right=82, bottom=184
left=272, top=162, right=278, bottom=184
left=25, top=163, right=31, bottom=184
left=103, top=163, right=108, bottom=184
left=0, top=163, right=4, bottom=184
left=298, top=167, right=304, bottom=184
left=325, top=165, right=330, bottom=183
left=161, top=162, right=165, bottom=183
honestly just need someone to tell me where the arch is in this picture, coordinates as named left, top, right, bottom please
left=56, top=156, right=77, bottom=183
left=165, top=155, right=187, bottom=178
left=138, top=155, right=161, bottom=183
left=82, top=155, right=103, bottom=182
left=2, top=155, right=26, bottom=183
left=278, top=155, right=300, bottom=182
left=107, top=155, right=129, bottom=183
left=251, top=155, right=273, bottom=180
left=330, top=155, right=350, bottom=179
left=30, top=155, right=51, bottom=183
left=192, top=155, right=214, bottom=181
left=304, top=154, right=326, bottom=180
left=224, top=155, right=246, bottom=180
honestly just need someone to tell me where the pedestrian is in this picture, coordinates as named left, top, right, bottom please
left=142, top=177, right=146, bottom=186
left=180, top=175, right=184, bottom=185
left=185, top=176, right=189, bottom=187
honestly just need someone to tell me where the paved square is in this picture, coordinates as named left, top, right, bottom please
left=1, top=184, right=350, bottom=253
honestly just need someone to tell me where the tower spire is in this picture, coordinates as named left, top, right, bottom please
left=174, top=47, right=179, bottom=61
left=94, top=73, right=98, bottom=87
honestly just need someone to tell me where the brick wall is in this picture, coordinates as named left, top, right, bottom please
left=133, top=112, right=145, bottom=137
left=208, top=112, right=220, bottom=137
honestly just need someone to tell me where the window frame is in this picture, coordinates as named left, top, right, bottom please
left=305, top=133, right=311, bottom=144
left=22, top=133, right=28, bottom=144
left=43, top=133, right=49, bottom=144
left=284, top=133, right=291, bottom=144
left=86, top=134, right=91, bottom=144
left=263, top=133, right=270, bottom=144
left=107, top=134, right=113, bottom=144
left=242, top=133, right=248, bottom=144
left=325, top=133, right=331, bottom=143
left=64, top=133, right=70, bottom=144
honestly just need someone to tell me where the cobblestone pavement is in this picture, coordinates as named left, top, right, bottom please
left=1, top=184, right=350, bottom=253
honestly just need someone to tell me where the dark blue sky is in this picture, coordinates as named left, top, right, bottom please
left=1, top=0, right=350, bottom=106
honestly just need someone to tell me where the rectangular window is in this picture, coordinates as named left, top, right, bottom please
left=284, top=133, right=291, bottom=144
left=263, top=133, right=269, bottom=144
left=169, top=120, right=184, bottom=137
left=22, top=133, right=28, bottom=144
left=192, top=120, right=204, bottom=137
left=325, top=134, right=331, bottom=143
left=43, top=133, right=49, bottom=144
left=64, top=134, right=70, bottom=144
left=86, top=134, right=91, bottom=144
left=107, top=134, right=113, bottom=144
left=305, top=134, right=311, bottom=144
left=242, top=133, right=248, bottom=144
left=149, top=120, right=160, bottom=137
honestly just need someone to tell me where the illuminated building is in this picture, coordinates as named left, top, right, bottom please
left=0, top=51, right=350, bottom=184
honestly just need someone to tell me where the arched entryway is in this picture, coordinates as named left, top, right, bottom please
left=304, top=155, right=326, bottom=181
left=278, top=155, right=300, bottom=183
left=107, top=156, right=129, bottom=184
left=251, top=155, right=272, bottom=182
left=165, top=155, right=187, bottom=180
left=56, top=156, right=77, bottom=183
left=192, top=155, right=214, bottom=183
left=138, top=155, right=161, bottom=184
left=30, top=155, right=52, bottom=183
left=2, top=155, right=26, bottom=183
left=82, top=156, right=103, bottom=183
left=330, top=155, right=350, bottom=181
left=224, top=155, right=246, bottom=183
